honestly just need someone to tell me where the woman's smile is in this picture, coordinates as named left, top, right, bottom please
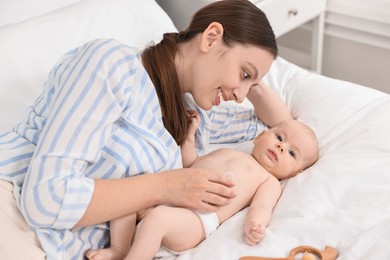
left=215, top=87, right=227, bottom=106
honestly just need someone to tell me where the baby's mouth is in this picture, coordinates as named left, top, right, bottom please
left=267, top=149, right=278, bottom=161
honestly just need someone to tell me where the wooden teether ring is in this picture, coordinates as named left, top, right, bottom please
left=289, top=245, right=322, bottom=258
left=239, top=245, right=338, bottom=260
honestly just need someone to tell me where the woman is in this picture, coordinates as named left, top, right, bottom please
left=0, top=0, right=278, bottom=259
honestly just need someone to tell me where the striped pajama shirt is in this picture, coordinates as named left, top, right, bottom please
left=0, top=38, right=265, bottom=259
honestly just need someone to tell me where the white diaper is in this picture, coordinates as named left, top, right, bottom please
left=195, top=211, right=220, bottom=237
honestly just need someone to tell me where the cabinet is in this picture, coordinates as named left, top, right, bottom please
left=256, top=0, right=326, bottom=73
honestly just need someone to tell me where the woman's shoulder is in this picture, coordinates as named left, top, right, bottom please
left=85, top=38, right=135, bottom=50
left=53, top=38, right=145, bottom=76
left=76, top=38, right=140, bottom=55
left=67, top=38, right=140, bottom=61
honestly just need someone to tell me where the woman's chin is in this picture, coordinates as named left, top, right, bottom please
left=198, top=102, right=213, bottom=111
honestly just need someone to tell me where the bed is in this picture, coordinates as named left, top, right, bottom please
left=1, top=0, right=389, bottom=259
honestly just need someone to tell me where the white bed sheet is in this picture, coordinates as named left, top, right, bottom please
left=1, top=0, right=390, bottom=259
left=176, top=58, right=390, bottom=260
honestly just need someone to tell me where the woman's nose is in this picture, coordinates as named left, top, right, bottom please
left=232, top=85, right=249, bottom=103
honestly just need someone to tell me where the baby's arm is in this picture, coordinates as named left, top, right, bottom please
left=181, top=110, right=201, bottom=167
left=244, top=175, right=281, bottom=245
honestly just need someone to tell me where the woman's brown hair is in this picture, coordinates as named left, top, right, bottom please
left=142, top=0, right=277, bottom=145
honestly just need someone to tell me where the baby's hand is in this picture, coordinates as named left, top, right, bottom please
left=244, top=221, right=267, bottom=245
left=187, top=110, right=200, bottom=136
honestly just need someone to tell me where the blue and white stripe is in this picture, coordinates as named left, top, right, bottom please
left=184, top=95, right=267, bottom=154
left=0, top=39, right=265, bottom=259
left=0, top=39, right=181, bottom=259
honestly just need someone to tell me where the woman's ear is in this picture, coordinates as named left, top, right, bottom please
left=200, top=22, right=224, bottom=52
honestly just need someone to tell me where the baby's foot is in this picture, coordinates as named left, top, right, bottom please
left=85, top=247, right=126, bottom=260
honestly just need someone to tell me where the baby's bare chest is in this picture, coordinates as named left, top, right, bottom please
left=194, top=149, right=272, bottom=219
left=194, top=149, right=269, bottom=186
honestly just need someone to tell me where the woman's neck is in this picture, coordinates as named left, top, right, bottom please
left=175, top=36, right=201, bottom=94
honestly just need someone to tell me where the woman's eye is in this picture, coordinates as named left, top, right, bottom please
left=289, top=150, right=296, bottom=158
left=276, top=134, right=282, bottom=141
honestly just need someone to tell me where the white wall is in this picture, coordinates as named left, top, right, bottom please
left=156, top=0, right=209, bottom=30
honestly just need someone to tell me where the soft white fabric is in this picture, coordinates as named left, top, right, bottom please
left=0, top=180, right=45, bottom=260
left=177, top=58, right=390, bottom=259
left=196, top=211, right=220, bottom=237
left=0, top=0, right=177, bottom=132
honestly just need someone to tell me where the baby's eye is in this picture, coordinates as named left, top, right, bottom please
left=243, top=70, right=250, bottom=79
left=276, top=134, right=283, bottom=141
left=289, top=150, right=296, bottom=158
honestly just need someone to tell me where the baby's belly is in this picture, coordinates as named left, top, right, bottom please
left=193, top=150, right=267, bottom=223
left=216, top=166, right=265, bottom=223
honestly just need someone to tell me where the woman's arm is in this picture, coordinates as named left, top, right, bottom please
left=246, top=81, right=292, bottom=127
left=76, top=168, right=236, bottom=227
left=193, top=85, right=291, bottom=147
left=21, top=39, right=125, bottom=229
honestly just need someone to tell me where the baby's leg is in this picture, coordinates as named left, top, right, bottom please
left=86, top=213, right=136, bottom=260
left=125, top=205, right=205, bottom=260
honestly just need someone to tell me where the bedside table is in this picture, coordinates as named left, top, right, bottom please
left=156, top=0, right=326, bottom=73
left=255, top=0, right=327, bottom=73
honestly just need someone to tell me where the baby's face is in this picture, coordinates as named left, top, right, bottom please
left=251, top=120, right=318, bottom=180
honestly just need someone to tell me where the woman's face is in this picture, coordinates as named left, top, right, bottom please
left=187, top=43, right=274, bottom=111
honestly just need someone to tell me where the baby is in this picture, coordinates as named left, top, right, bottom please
left=86, top=110, right=319, bottom=260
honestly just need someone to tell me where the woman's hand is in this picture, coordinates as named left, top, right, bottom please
left=157, top=168, right=236, bottom=212
left=76, top=168, right=235, bottom=227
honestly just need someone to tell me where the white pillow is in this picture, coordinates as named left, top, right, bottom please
left=0, top=0, right=177, bottom=132
left=262, top=57, right=387, bottom=153
left=0, top=0, right=82, bottom=27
